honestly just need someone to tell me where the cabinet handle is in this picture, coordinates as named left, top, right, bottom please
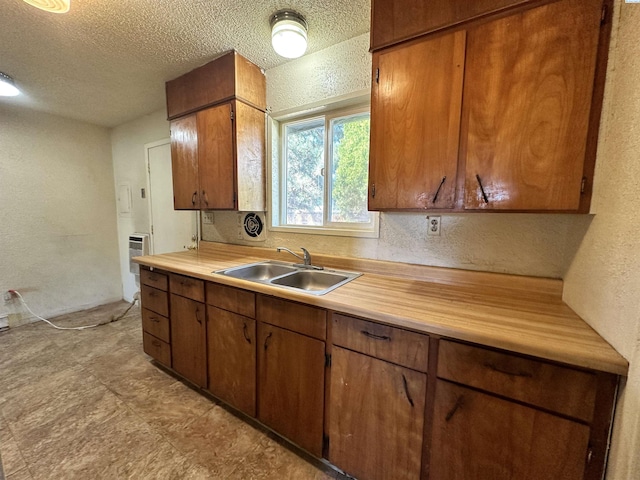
left=445, top=395, right=465, bottom=422
left=483, top=362, right=533, bottom=378
left=361, top=330, right=390, bottom=342
left=401, top=374, right=414, bottom=407
left=152, top=340, right=161, bottom=347
left=371, top=183, right=376, bottom=198
left=195, top=308, right=202, bottom=325
left=242, top=323, right=252, bottom=344
left=149, top=291, right=156, bottom=297
left=192, top=191, right=198, bottom=205
left=586, top=447, right=594, bottom=465
left=263, top=332, right=273, bottom=350
left=432, top=176, right=446, bottom=203
left=202, top=190, right=209, bottom=207
left=475, top=174, right=489, bottom=204
left=150, top=316, right=159, bottom=323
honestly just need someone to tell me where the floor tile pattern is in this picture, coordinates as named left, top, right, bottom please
left=0, top=302, right=343, bottom=479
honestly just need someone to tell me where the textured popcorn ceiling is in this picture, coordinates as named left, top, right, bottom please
left=0, top=0, right=370, bottom=127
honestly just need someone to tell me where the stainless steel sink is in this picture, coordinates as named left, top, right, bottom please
left=214, top=260, right=361, bottom=295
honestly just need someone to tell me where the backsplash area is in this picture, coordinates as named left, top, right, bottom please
left=201, top=211, right=592, bottom=278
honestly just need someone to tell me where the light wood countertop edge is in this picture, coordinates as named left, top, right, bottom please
left=133, top=242, right=629, bottom=376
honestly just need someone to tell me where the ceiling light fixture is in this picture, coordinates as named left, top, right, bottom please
left=22, top=0, right=70, bottom=14
left=270, top=10, right=308, bottom=59
left=0, top=72, right=20, bottom=97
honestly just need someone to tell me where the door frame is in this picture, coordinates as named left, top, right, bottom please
left=144, top=138, right=200, bottom=255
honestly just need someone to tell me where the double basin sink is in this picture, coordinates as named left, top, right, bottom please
left=214, top=260, right=362, bottom=296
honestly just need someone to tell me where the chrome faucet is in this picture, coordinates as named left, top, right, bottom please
left=276, top=247, right=323, bottom=270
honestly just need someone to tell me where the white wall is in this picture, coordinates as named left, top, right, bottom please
left=110, top=109, right=170, bottom=301
left=201, top=33, right=592, bottom=279
left=563, top=2, right=640, bottom=478
left=0, top=104, right=121, bottom=322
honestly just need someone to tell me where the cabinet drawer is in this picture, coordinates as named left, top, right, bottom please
left=140, top=268, right=168, bottom=291
left=141, top=285, right=169, bottom=317
left=141, top=308, right=170, bottom=343
left=170, top=274, right=205, bottom=302
left=437, top=340, right=597, bottom=421
left=257, top=295, right=326, bottom=340
left=332, top=314, right=429, bottom=373
left=143, top=332, right=171, bottom=367
left=206, top=282, right=256, bottom=318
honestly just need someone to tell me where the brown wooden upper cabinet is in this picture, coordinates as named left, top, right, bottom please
left=368, top=0, right=612, bottom=213
left=166, top=51, right=266, bottom=211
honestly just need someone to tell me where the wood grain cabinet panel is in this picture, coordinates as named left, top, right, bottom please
left=430, top=380, right=590, bottom=480
left=141, top=308, right=170, bottom=344
left=169, top=273, right=205, bottom=302
left=142, top=332, right=171, bottom=368
left=332, top=313, right=429, bottom=372
left=437, top=340, right=597, bottom=421
left=207, top=306, right=256, bottom=416
left=206, top=282, right=256, bottom=318
left=167, top=50, right=266, bottom=212
left=329, top=347, right=426, bottom=480
left=369, top=30, right=465, bottom=210
left=257, top=322, right=325, bottom=457
left=170, top=293, right=207, bottom=387
left=257, top=295, right=326, bottom=340
left=462, top=0, right=603, bottom=211
left=140, top=269, right=168, bottom=291
left=140, top=285, right=168, bottom=318
left=370, top=0, right=534, bottom=50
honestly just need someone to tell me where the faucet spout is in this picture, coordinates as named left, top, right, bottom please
left=276, top=246, right=322, bottom=269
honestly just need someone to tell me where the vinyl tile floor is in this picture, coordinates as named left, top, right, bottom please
left=0, top=302, right=343, bottom=480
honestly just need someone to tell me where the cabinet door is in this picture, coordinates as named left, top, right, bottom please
left=329, top=347, right=426, bottom=480
left=369, top=31, right=465, bottom=210
left=462, top=0, right=603, bottom=211
left=170, top=114, right=200, bottom=209
left=197, top=103, right=236, bottom=209
left=430, top=380, right=590, bottom=480
left=170, top=294, right=207, bottom=387
left=207, top=306, right=256, bottom=417
left=257, top=322, right=325, bottom=457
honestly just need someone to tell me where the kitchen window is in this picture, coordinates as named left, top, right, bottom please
left=270, top=104, right=378, bottom=237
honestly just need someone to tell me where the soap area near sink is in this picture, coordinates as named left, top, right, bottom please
left=213, top=260, right=362, bottom=295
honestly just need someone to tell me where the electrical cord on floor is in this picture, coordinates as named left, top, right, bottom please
left=8, top=290, right=139, bottom=331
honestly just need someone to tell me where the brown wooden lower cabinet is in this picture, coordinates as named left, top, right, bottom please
left=430, top=380, right=591, bottom=480
left=206, top=305, right=256, bottom=417
left=257, top=321, right=325, bottom=457
left=329, top=346, right=427, bottom=480
left=170, top=293, right=207, bottom=387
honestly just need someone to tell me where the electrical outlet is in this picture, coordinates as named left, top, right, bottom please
left=427, top=216, right=441, bottom=236
left=202, top=211, right=215, bottom=224
left=4, top=291, right=13, bottom=304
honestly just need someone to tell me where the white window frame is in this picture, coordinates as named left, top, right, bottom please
left=269, top=100, right=379, bottom=239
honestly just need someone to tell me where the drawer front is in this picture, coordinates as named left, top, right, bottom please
left=140, top=268, right=168, bottom=291
left=257, top=295, right=327, bottom=340
left=206, top=282, right=256, bottom=318
left=141, top=285, right=169, bottom=317
left=170, top=273, right=205, bottom=302
left=142, top=308, right=170, bottom=343
left=143, top=332, right=171, bottom=367
left=332, top=314, right=429, bottom=373
left=437, top=340, right=597, bottom=421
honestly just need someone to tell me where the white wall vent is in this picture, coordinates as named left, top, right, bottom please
left=129, top=233, right=150, bottom=275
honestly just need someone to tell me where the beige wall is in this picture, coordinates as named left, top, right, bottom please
left=564, top=2, right=640, bottom=478
left=202, top=33, right=592, bottom=279
left=110, top=109, right=170, bottom=301
left=0, top=104, right=121, bottom=321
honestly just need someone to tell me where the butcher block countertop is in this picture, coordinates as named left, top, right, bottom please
left=134, top=242, right=628, bottom=376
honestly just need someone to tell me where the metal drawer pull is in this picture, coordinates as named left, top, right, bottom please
left=475, top=174, right=489, bottom=204
left=192, top=191, right=198, bottom=205
left=445, top=395, right=465, bottom=422
left=484, top=362, right=533, bottom=378
left=361, top=330, right=390, bottom=341
left=150, top=317, right=159, bottom=323
left=263, top=332, right=273, bottom=350
left=401, top=374, right=414, bottom=407
left=195, top=308, right=202, bottom=324
left=152, top=340, right=161, bottom=347
left=243, top=323, right=252, bottom=344
left=432, top=176, right=446, bottom=203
